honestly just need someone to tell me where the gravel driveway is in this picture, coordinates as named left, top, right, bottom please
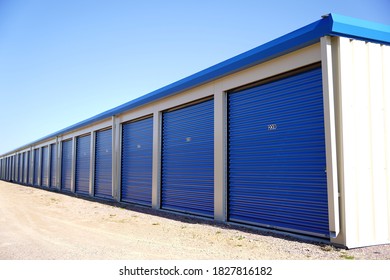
left=0, top=181, right=389, bottom=260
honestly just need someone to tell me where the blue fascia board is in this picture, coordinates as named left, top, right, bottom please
left=2, top=14, right=389, bottom=156
left=329, top=14, right=390, bottom=45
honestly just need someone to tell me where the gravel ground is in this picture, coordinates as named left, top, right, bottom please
left=0, top=181, right=389, bottom=260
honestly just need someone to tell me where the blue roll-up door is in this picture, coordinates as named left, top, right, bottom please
left=61, top=140, right=72, bottom=192
left=50, top=144, right=56, bottom=187
left=8, top=157, right=11, bottom=181
left=41, top=147, right=49, bottom=187
left=76, top=134, right=91, bottom=196
left=25, top=151, right=30, bottom=184
left=161, top=98, right=214, bottom=217
left=16, top=154, right=20, bottom=183
left=18, top=154, right=22, bottom=183
left=10, top=156, right=13, bottom=181
left=228, top=67, right=329, bottom=237
left=19, top=154, right=24, bottom=183
left=5, top=158, right=8, bottom=180
left=94, top=128, right=112, bottom=200
left=121, top=117, right=153, bottom=206
left=33, top=149, right=40, bottom=186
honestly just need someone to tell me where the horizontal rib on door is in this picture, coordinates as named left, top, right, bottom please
left=121, top=117, right=153, bottom=206
left=61, top=140, right=72, bottom=192
left=50, top=144, right=56, bottom=188
left=33, top=149, right=40, bottom=186
left=94, top=129, right=113, bottom=200
left=75, top=134, right=91, bottom=196
left=228, top=67, right=329, bottom=237
left=41, top=146, right=49, bottom=187
left=161, top=99, right=214, bottom=217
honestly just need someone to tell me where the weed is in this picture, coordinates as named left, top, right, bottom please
left=340, top=253, right=355, bottom=260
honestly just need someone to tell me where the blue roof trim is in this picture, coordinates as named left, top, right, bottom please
left=329, top=14, right=390, bottom=45
left=2, top=14, right=389, bottom=156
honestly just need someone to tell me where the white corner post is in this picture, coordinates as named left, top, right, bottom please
left=152, top=111, right=162, bottom=209
left=71, top=137, right=76, bottom=193
left=112, top=115, right=121, bottom=202
left=321, top=36, right=340, bottom=239
left=214, top=87, right=227, bottom=222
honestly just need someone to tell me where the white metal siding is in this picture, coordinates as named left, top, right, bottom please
left=335, top=37, right=390, bottom=248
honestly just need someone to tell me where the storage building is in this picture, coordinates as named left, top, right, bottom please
left=1, top=14, right=389, bottom=248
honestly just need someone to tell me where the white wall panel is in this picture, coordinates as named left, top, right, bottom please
left=336, top=37, right=390, bottom=248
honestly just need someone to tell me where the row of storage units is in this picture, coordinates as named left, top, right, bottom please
left=1, top=14, right=389, bottom=248
left=0, top=68, right=328, bottom=236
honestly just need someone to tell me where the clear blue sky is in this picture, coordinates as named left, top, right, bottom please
left=0, top=0, right=389, bottom=155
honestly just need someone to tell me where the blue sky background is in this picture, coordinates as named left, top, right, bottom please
left=0, top=0, right=389, bottom=155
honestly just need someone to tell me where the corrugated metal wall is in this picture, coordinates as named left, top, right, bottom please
left=94, top=128, right=112, bottom=200
left=61, top=140, right=72, bottom=192
left=161, top=99, right=214, bottom=217
left=228, top=67, right=329, bottom=237
left=121, top=117, right=153, bottom=206
left=75, top=134, right=91, bottom=196
left=335, top=37, right=390, bottom=247
left=41, top=147, right=49, bottom=187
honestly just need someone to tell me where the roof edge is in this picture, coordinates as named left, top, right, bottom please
left=329, top=13, right=390, bottom=45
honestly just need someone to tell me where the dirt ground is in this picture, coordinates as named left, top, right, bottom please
left=0, top=181, right=389, bottom=260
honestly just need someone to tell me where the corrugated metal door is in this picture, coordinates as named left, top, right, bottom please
left=50, top=144, right=56, bottom=187
left=19, top=154, right=24, bottom=183
left=18, top=155, right=21, bottom=182
left=161, top=99, right=214, bottom=217
left=94, top=128, right=112, bottom=200
left=41, top=147, right=49, bottom=187
left=8, top=157, right=11, bottom=181
left=33, top=149, right=40, bottom=186
left=10, top=156, right=13, bottom=181
left=17, top=154, right=21, bottom=183
left=228, top=67, right=329, bottom=237
left=61, top=140, right=72, bottom=192
left=76, top=134, right=91, bottom=196
left=25, top=151, right=30, bottom=184
left=121, top=117, right=153, bottom=206
left=6, top=157, right=9, bottom=181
